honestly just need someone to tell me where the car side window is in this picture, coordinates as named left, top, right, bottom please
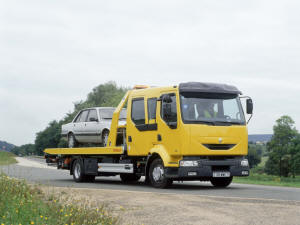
left=74, top=111, right=82, bottom=123
left=87, top=109, right=97, bottom=122
left=131, top=98, right=145, bottom=125
left=78, top=110, right=89, bottom=122
left=147, top=98, right=157, bottom=121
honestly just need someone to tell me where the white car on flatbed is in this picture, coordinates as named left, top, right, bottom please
left=62, top=107, right=127, bottom=148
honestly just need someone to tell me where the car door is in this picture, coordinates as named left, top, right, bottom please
left=73, top=110, right=89, bottom=142
left=85, top=109, right=101, bottom=143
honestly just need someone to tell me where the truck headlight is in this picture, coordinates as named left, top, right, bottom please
left=241, top=159, right=249, bottom=167
left=180, top=161, right=199, bottom=167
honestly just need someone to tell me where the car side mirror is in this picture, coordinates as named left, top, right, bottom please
left=246, top=99, right=253, bottom=114
left=89, top=117, right=98, bottom=122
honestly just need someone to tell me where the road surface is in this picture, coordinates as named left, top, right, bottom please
left=1, top=156, right=300, bottom=202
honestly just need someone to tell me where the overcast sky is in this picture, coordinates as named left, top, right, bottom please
left=1, top=0, right=300, bottom=146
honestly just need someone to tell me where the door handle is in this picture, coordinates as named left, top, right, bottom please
left=157, top=134, right=162, bottom=141
left=128, top=136, right=132, bottom=142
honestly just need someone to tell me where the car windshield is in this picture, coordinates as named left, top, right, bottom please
left=180, top=92, right=245, bottom=125
left=99, top=108, right=127, bottom=120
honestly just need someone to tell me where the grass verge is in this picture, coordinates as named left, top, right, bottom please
left=233, top=173, right=300, bottom=188
left=0, top=174, right=118, bottom=225
left=0, top=151, right=17, bottom=165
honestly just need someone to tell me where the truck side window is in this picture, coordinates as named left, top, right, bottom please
left=147, top=98, right=157, bottom=121
left=161, top=94, right=177, bottom=123
left=131, top=98, right=145, bottom=125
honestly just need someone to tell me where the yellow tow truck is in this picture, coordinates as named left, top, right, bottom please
left=45, top=82, right=253, bottom=188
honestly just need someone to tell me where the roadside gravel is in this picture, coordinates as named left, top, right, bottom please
left=41, top=186, right=300, bottom=225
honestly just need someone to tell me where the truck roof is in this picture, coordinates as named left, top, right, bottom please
left=130, top=82, right=242, bottom=96
left=179, top=82, right=242, bottom=95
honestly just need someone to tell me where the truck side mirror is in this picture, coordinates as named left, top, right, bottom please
left=246, top=99, right=253, bottom=114
left=162, top=95, right=172, bottom=103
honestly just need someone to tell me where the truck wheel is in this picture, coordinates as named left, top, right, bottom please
left=102, top=130, right=109, bottom=147
left=210, top=177, right=233, bottom=188
left=72, top=159, right=85, bottom=182
left=120, top=174, right=141, bottom=183
left=68, top=133, right=77, bottom=148
left=149, top=159, right=172, bottom=188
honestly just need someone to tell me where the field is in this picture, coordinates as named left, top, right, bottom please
left=234, top=173, right=300, bottom=188
left=0, top=174, right=117, bottom=225
left=0, top=151, right=17, bottom=165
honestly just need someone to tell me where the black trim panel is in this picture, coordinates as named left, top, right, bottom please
left=135, top=123, right=158, bottom=131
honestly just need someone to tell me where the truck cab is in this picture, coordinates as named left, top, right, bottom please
left=123, top=82, right=251, bottom=187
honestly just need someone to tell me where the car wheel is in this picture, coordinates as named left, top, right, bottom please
left=120, top=174, right=141, bottom=183
left=102, top=130, right=109, bottom=147
left=210, top=177, right=233, bottom=188
left=68, top=133, right=77, bottom=148
left=149, top=158, right=172, bottom=188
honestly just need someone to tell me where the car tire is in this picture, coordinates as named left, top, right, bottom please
left=120, top=174, right=141, bottom=183
left=210, top=177, right=233, bottom=188
left=149, top=158, right=172, bottom=188
left=68, top=133, right=78, bottom=148
left=102, top=130, right=109, bottom=147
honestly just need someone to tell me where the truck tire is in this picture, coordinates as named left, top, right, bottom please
left=210, top=177, right=233, bottom=188
left=149, top=158, right=172, bottom=188
left=72, top=159, right=85, bottom=182
left=68, top=133, right=78, bottom=148
left=120, top=174, right=141, bottom=183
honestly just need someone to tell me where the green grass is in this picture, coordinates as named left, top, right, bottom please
left=0, top=174, right=118, bottom=225
left=234, top=173, right=300, bottom=188
left=0, top=151, right=17, bottom=165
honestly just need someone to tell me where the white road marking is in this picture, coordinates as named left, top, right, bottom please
left=16, top=157, right=57, bottom=170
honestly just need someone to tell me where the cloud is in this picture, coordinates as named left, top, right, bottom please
left=1, top=0, right=300, bottom=145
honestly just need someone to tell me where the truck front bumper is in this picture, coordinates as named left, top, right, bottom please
left=165, top=157, right=249, bottom=180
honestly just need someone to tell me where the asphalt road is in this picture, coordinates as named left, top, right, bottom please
left=1, top=157, right=300, bottom=202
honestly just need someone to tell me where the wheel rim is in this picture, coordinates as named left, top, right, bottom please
left=152, top=165, right=164, bottom=182
left=103, top=132, right=109, bottom=146
left=74, top=163, right=81, bottom=179
left=68, top=135, right=74, bottom=148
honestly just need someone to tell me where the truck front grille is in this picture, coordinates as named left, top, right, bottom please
left=203, top=144, right=236, bottom=150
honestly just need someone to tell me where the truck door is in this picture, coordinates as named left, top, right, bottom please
left=127, top=97, right=147, bottom=156
left=156, top=93, right=181, bottom=156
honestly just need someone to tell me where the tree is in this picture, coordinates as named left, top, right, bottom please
left=289, top=134, right=300, bottom=178
left=247, top=144, right=262, bottom=168
left=265, top=115, right=298, bottom=177
left=35, top=120, right=62, bottom=155
left=11, top=144, right=35, bottom=156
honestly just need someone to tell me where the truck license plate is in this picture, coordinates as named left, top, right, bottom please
left=213, top=171, right=230, bottom=177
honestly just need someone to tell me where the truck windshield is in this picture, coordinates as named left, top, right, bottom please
left=99, top=108, right=127, bottom=120
left=180, top=92, right=246, bottom=125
